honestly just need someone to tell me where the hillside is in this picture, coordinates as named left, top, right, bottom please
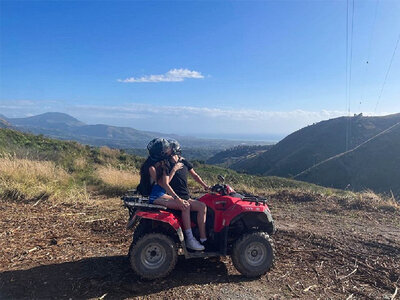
left=0, top=127, right=327, bottom=202
left=0, top=118, right=12, bottom=129
left=295, top=122, right=400, bottom=196
left=231, top=113, right=400, bottom=177
left=0, top=128, right=144, bottom=202
left=0, top=127, right=399, bottom=299
left=5, top=112, right=266, bottom=152
left=206, top=144, right=272, bottom=167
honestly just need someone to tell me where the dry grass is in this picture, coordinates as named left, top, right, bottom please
left=74, top=157, right=87, bottom=169
left=352, top=190, right=400, bottom=211
left=99, top=146, right=120, bottom=157
left=0, top=157, right=86, bottom=203
left=95, top=165, right=139, bottom=196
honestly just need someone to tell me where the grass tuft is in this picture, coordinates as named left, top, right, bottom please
left=95, top=165, right=140, bottom=196
left=0, top=157, right=86, bottom=203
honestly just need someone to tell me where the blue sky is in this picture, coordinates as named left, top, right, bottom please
left=1, top=0, right=399, bottom=140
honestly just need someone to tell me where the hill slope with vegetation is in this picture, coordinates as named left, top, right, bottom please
left=0, top=128, right=399, bottom=300
left=295, top=122, right=400, bottom=196
left=0, top=118, right=12, bottom=129
left=0, top=128, right=329, bottom=203
left=206, top=144, right=272, bottom=167
left=230, top=113, right=400, bottom=194
left=0, top=128, right=143, bottom=202
left=231, top=113, right=400, bottom=176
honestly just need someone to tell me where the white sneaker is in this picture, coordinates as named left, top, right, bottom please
left=186, top=238, right=205, bottom=251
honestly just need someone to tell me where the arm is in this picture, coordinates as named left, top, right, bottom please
left=189, top=168, right=209, bottom=190
left=167, top=162, right=183, bottom=183
left=159, top=171, right=189, bottom=209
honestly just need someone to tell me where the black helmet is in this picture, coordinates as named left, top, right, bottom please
left=147, top=138, right=171, bottom=161
left=168, top=139, right=181, bottom=155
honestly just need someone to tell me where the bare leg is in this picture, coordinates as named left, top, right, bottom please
left=154, top=196, right=191, bottom=230
left=188, top=199, right=207, bottom=239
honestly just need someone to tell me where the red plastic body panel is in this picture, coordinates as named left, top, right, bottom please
left=198, top=193, right=271, bottom=232
left=134, top=193, right=271, bottom=233
left=136, top=210, right=181, bottom=230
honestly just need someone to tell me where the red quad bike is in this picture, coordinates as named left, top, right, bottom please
left=122, top=176, right=275, bottom=280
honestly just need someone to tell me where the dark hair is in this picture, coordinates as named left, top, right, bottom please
left=137, top=157, right=171, bottom=196
left=137, top=157, right=155, bottom=196
left=154, top=159, right=170, bottom=182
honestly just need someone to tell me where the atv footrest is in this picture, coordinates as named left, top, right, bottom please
left=184, top=251, right=222, bottom=259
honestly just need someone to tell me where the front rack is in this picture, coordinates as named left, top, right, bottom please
left=241, top=194, right=268, bottom=206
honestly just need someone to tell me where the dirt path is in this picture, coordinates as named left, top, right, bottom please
left=1, top=193, right=399, bottom=299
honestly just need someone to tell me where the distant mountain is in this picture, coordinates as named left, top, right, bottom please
left=206, top=144, right=273, bottom=167
left=295, top=122, right=400, bottom=196
left=5, top=112, right=266, bottom=154
left=10, top=112, right=85, bottom=129
left=0, top=118, right=12, bottom=129
left=231, top=113, right=400, bottom=177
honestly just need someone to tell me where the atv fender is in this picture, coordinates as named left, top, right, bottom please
left=230, top=211, right=275, bottom=235
left=135, top=211, right=184, bottom=242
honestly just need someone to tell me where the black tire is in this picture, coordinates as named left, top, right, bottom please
left=128, top=221, right=148, bottom=260
left=231, top=232, right=274, bottom=277
left=129, top=233, right=177, bottom=280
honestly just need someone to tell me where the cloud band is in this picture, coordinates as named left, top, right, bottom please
left=118, top=68, right=204, bottom=83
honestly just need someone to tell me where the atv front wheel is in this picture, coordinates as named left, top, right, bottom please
left=129, top=233, right=177, bottom=280
left=231, top=232, right=273, bottom=277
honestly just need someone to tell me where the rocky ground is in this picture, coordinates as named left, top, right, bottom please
left=1, top=191, right=399, bottom=299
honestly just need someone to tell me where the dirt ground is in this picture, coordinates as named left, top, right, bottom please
left=1, top=191, right=399, bottom=299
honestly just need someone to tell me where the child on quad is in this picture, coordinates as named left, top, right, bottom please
left=138, top=138, right=206, bottom=251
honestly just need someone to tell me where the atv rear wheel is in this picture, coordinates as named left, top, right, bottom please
left=129, top=233, right=177, bottom=280
left=231, top=232, right=273, bottom=277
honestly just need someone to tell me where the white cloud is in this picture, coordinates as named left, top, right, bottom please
left=117, top=68, right=204, bottom=83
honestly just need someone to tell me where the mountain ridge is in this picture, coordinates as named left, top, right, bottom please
left=231, top=113, right=400, bottom=176
left=4, top=112, right=268, bottom=151
left=295, top=122, right=400, bottom=195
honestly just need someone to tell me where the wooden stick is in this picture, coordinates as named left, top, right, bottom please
left=84, top=218, right=108, bottom=223
left=303, top=285, right=317, bottom=292
left=339, top=267, right=358, bottom=280
left=391, top=286, right=398, bottom=300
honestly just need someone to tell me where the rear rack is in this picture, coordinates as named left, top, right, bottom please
left=122, top=190, right=167, bottom=218
left=122, top=195, right=167, bottom=210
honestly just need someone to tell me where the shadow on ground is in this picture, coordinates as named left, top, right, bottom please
left=0, top=255, right=252, bottom=299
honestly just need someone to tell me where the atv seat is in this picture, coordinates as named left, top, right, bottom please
left=122, top=195, right=197, bottom=226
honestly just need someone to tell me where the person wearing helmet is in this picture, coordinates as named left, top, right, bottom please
left=139, top=138, right=205, bottom=251
left=147, top=138, right=171, bottom=161
left=137, top=138, right=173, bottom=196
left=167, top=139, right=210, bottom=245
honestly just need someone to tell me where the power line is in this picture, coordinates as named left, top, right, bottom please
left=359, top=0, right=379, bottom=113
left=374, top=31, right=400, bottom=113
left=345, top=0, right=349, bottom=151
left=294, top=121, right=400, bottom=179
left=348, top=0, right=355, bottom=115
left=345, top=0, right=355, bottom=151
